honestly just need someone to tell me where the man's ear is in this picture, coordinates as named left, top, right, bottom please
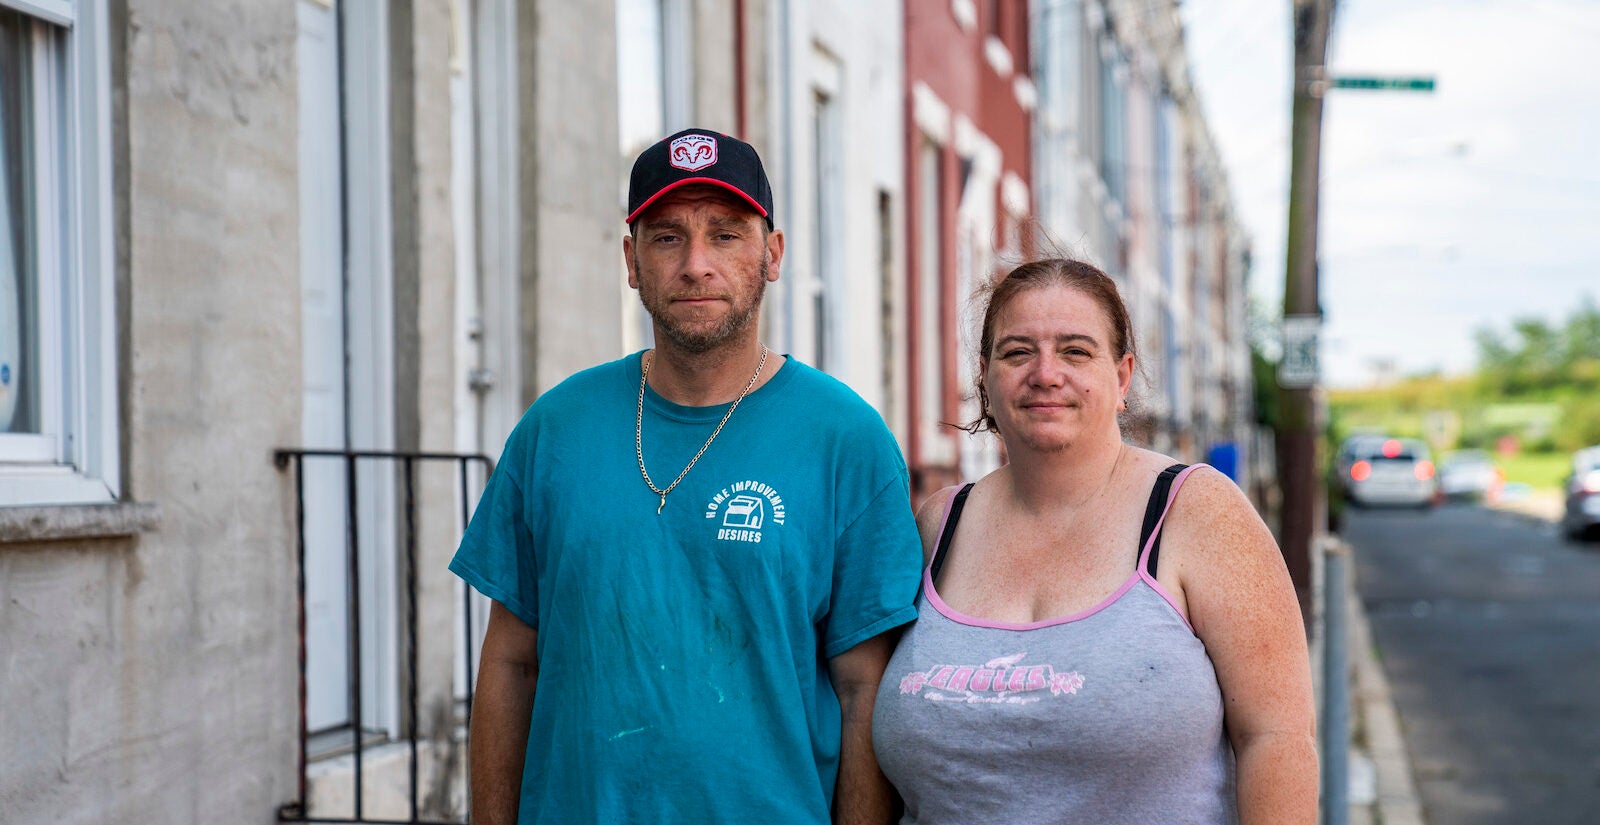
left=765, top=229, right=785, bottom=282
left=623, top=234, right=639, bottom=289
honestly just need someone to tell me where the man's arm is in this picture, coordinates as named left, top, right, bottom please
left=469, top=601, right=540, bottom=825
left=828, top=630, right=900, bottom=825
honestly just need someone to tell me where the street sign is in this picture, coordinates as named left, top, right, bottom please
left=1331, top=76, right=1436, bottom=92
left=1279, top=315, right=1322, bottom=388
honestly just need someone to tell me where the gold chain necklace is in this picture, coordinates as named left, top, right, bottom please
left=636, top=347, right=769, bottom=514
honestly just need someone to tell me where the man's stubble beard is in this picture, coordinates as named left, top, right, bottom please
left=638, top=256, right=769, bottom=354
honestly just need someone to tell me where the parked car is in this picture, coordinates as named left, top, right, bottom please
left=1334, top=434, right=1389, bottom=501
left=1437, top=449, right=1501, bottom=500
left=1344, top=437, right=1437, bottom=508
left=1561, top=445, right=1600, bottom=542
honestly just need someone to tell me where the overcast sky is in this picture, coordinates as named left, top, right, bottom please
left=1181, top=0, right=1600, bottom=388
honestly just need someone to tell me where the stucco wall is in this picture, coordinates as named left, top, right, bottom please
left=0, top=1, right=302, bottom=822
left=523, top=0, right=624, bottom=401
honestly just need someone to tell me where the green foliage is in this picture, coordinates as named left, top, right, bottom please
left=1556, top=395, right=1600, bottom=452
left=1328, top=298, right=1600, bottom=494
left=1248, top=297, right=1280, bottom=428
left=1495, top=450, right=1574, bottom=490
left=1252, top=346, right=1279, bottom=428
left=1475, top=296, right=1600, bottom=395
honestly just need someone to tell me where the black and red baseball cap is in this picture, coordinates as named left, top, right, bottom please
left=626, top=128, right=774, bottom=228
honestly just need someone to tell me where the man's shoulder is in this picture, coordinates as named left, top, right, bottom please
left=516, top=355, right=635, bottom=421
left=773, top=358, right=887, bottom=425
left=767, top=359, right=906, bottom=470
left=499, top=355, right=634, bottom=450
left=539, top=355, right=635, bottom=403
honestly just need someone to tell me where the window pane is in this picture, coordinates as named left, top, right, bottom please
left=0, top=9, right=39, bottom=435
left=616, top=0, right=666, bottom=159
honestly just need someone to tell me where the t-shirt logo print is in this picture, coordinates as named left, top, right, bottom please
left=722, top=495, right=765, bottom=529
left=706, top=480, right=787, bottom=545
left=668, top=134, right=718, bottom=171
left=898, top=652, right=1085, bottom=705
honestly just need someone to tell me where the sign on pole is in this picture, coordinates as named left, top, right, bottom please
left=1331, top=75, right=1436, bottom=92
left=1279, top=315, right=1322, bottom=388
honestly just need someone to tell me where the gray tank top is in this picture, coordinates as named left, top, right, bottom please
left=872, top=465, right=1238, bottom=824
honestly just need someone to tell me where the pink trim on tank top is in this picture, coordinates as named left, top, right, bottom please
left=924, top=464, right=1207, bottom=633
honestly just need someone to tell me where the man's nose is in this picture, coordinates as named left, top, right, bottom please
left=681, top=235, right=716, bottom=279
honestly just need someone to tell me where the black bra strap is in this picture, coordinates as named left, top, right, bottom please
left=928, top=483, right=975, bottom=588
left=1139, top=464, right=1189, bottom=577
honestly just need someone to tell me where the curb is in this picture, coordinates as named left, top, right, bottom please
left=1347, top=553, right=1427, bottom=825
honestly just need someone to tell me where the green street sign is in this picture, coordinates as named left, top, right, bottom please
left=1331, top=76, right=1436, bottom=92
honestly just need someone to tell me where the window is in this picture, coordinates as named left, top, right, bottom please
left=617, top=0, right=693, bottom=352
left=812, top=88, right=841, bottom=373
left=1097, top=32, right=1126, bottom=206
left=916, top=137, right=943, bottom=431
left=0, top=0, right=118, bottom=507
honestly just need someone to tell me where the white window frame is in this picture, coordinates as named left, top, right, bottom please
left=617, top=0, right=694, bottom=354
left=0, top=0, right=119, bottom=507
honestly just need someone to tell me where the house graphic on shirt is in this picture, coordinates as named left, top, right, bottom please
left=722, top=494, right=765, bottom=529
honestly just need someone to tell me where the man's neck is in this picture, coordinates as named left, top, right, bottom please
left=645, top=338, right=779, bottom=407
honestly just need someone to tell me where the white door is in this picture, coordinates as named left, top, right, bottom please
left=297, top=0, right=399, bottom=738
left=296, top=0, right=352, bottom=734
left=451, top=0, right=489, bottom=701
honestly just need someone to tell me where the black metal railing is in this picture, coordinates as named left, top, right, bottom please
left=273, top=448, right=493, bottom=825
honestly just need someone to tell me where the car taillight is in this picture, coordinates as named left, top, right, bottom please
left=1351, top=460, right=1371, bottom=482
left=1382, top=439, right=1402, bottom=458
left=1415, top=460, right=1435, bottom=481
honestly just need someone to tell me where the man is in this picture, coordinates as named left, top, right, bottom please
left=450, top=128, right=923, bottom=824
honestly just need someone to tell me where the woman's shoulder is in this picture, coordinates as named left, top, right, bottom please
left=1159, top=460, right=1276, bottom=568
left=914, top=480, right=990, bottom=566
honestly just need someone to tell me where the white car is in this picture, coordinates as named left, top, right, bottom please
left=1345, top=437, right=1437, bottom=508
left=1437, top=449, right=1500, bottom=500
left=1561, top=446, right=1600, bottom=542
left=1334, top=434, right=1389, bottom=501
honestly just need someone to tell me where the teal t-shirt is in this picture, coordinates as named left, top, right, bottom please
left=450, top=352, right=923, bottom=824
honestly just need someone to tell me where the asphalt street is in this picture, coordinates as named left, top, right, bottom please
left=1345, top=501, right=1600, bottom=824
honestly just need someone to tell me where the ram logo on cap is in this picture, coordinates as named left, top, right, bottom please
left=668, top=134, right=718, bottom=172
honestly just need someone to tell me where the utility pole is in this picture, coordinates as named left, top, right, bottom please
left=1278, top=0, right=1336, bottom=625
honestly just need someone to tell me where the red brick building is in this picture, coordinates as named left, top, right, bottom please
left=903, top=0, right=1036, bottom=503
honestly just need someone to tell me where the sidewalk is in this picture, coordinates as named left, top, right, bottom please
left=1343, top=558, right=1425, bottom=825
left=1484, top=488, right=1564, bottom=523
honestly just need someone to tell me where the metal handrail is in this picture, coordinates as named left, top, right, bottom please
left=272, top=448, right=492, bottom=825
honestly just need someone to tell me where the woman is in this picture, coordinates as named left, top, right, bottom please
left=873, top=258, right=1316, bottom=823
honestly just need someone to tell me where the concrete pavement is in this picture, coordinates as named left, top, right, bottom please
left=1339, top=491, right=1568, bottom=825
left=1345, top=560, right=1426, bottom=825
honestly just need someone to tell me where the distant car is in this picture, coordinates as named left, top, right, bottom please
left=1437, top=449, right=1501, bottom=500
left=1344, top=437, right=1438, bottom=508
left=1560, top=446, right=1600, bottom=542
left=1334, top=434, right=1389, bottom=500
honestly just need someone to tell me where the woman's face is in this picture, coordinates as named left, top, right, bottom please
left=981, top=283, right=1133, bottom=454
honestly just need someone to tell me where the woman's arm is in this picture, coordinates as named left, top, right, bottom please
left=1166, top=468, right=1319, bottom=825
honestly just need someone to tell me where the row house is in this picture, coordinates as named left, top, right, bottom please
left=903, top=0, right=1035, bottom=501
left=0, top=0, right=903, bottom=821
left=0, top=0, right=1253, bottom=822
left=1031, top=0, right=1258, bottom=486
